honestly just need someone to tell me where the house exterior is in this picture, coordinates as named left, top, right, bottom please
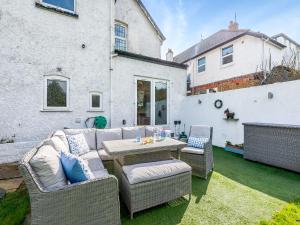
left=174, top=21, right=299, bottom=95
left=0, top=0, right=187, bottom=144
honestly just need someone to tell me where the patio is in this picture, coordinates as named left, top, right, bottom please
left=1, top=147, right=300, bottom=225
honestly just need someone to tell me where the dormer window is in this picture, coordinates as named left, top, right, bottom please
left=115, top=22, right=127, bottom=51
left=40, top=0, right=75, bottom=13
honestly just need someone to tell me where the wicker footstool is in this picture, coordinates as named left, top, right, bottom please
left=115, top=159, right=192, bottom=219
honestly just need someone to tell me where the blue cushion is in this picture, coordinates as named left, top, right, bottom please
left=187, top=137, right=209, bottom=149
left=60, top=151, right=94, bottom=184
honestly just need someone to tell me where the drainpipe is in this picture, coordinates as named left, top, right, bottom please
left=109, top=0, right=114, bottom=128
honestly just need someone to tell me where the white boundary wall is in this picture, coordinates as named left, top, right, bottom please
left=180, top=80, right=300, bottom=147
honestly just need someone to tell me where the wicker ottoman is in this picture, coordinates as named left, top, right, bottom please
left=115, top=160, right=192, bottom=219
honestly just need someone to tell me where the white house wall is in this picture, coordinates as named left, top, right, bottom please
left=180, top=79, right=300, bottom=147
left=111, top=56, right=186, bottom=129
left=0, top=0, right=112, bottom=142
left=115, top=0, right=162, bottom=58
left=190, top=35, right=284, bottom=88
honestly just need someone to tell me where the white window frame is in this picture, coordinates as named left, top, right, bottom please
left=221, top=45, right=233, bottom=65
left=134, top=77, right=170, bottom=126
left=40, top=0, right=76, bottom=14
left=197, top=57, right=206, bottom=73
left=89, top=91, right=103, bottom=112
left=115, top=22, right=127, bottom=51
left=43, top=75, right=70, bottom=111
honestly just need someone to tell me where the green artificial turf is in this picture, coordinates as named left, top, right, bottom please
left=0, top=187, right=29, bottom=225
left=1, top=147, right=300, bottom=225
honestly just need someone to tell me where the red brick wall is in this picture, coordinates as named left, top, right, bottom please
left=191, top=72, right=263, bottom=95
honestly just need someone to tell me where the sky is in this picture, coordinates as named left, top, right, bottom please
left=141, top=0, right=300, bottom=58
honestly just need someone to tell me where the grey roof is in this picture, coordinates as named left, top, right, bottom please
left=272, top=33, right=300, bottom=47
left=174, top=29, right=286, bottom=63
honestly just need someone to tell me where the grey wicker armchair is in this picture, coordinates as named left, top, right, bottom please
left=19, top=148, right=121, bottom=225
left=180, top=125, right=214, bottom=179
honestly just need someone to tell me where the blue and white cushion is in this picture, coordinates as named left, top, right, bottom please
left=187, top=137, right=209, bottom=149
left=67, top=133, right=90, bottom=156
left=60, top=151, right=94, bottom=184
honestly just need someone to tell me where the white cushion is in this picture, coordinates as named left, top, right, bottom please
left=92, top=169, right=109, bottom=179
left=122, top=160, right=191, bottom=185
left=122, top=127, right=146, bottom=139
left=67, top=133, right=90, bottom=156
left=53, top=130, right=70, bottom=152
left=30, top=145, right=67, bottom=190
left=81, top=151, right=105, bottom=172
left=49, top=136, right=69, bottom=153
left=145, top=126, right=162, bottom=137
left=181, top=147, right=204, bottom=155
left=96, top=128, right=122, bottom=149
left=64, top=129, right=96, bottom=150
left=98, top=149, right=113, bottom=161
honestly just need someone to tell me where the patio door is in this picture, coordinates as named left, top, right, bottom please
left=135, top=77, right=169, bottom=126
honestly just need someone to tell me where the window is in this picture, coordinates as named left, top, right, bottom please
left=222, top=45, right=233, bottom=65
left=41, top=0, right=75, bottom=13
left=44, top=76, right=69, bottom=110
left=187, top=74, right=191, bottom=92
left=136, top=78, right=169, bottom=126
left=115, top=22, right=127, bottom=51
left=89, top=92, right=103, bottom=111
left=198, top=57, right=206, bottom=73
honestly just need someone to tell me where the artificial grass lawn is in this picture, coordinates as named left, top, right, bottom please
left=1, top=147, right=299, bottom=225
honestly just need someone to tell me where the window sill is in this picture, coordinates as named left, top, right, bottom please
left=35, top=2, right=79, bottom=18
left=87, top=110, right=104, bottom=113
left=41, top=109, right=73, bottom=112
left=220, top=62, right=234, bottom=69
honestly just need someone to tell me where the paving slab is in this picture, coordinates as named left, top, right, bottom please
left=0, top=178, right=24, bottom=192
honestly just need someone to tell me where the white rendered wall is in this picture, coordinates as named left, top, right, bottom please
left=180, top=80, right=300, bottom=147
left=189, top=35, right=284, bottom=88
left=111, top=56, right=186, bottom=129
left=0, top=0, right=112, bottom=142
left=115, top=0, right=163, bottom=58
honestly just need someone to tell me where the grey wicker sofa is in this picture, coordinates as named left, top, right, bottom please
left=180, top=125, right=214, bottom=179
left=19, top=140, right=121, bottom=225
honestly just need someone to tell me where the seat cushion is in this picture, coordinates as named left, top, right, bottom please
left=122, top=126, right=146, bottom=139
left=64, top=129, right=96, bottom=150
left=52, top=130, right=70, bottom=152
left=81, top=151, right=105, bottom=171
left=67, top=133, right=90, bottom=156
left=122, top=160, right=191, bottom=185
left=30, top=145, right=67, bottom=190
left=181, top=147, right=204, bottom=155
left=61, top=151, right=94, bottom=184
left=98, top=149, right=113, bottom=161
left=96, top=128, right=122, bottom=149
left=92, top=169, right=109, bottom=179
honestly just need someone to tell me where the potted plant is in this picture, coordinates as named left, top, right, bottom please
left=225, top=141, right=244, bottom=155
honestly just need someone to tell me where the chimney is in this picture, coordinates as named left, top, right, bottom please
left=166, top=49, right=174, bottom=61
left=228, top=20, right=239, bottom=31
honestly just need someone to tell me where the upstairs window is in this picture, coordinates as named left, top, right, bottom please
left=115, top=22, right=127, bottom=51
left=44, top=75, right=70, bottom=111
left=222, top=45, right=233, bottom=65
left=198, top=57, right=206, bottom=73
left=41, top=0, right=75, bottom=13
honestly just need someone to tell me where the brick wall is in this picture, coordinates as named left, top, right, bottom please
left=191, top=72, right=263, bottom=95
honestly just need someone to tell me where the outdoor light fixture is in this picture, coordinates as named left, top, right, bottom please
left=268, top=92, right=274, bottom=99
left=82, top=44, right=86, bottom=49
left=198, top=99, right=202, bottom=104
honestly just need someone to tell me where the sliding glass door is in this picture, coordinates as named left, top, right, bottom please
left=136, top=78, right=169, bottom=126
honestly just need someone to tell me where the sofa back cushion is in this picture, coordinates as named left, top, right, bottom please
left=30, top=144, right=67, bottom=190
left=122, top=127, right=146, bottom=139
left=52, top=130, right=70, bottom=152
left=64, top=129, right=96, bottom=150
left=48, top=136, right=69, bottom=153
left=96, top=128, right=122, bottom=149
